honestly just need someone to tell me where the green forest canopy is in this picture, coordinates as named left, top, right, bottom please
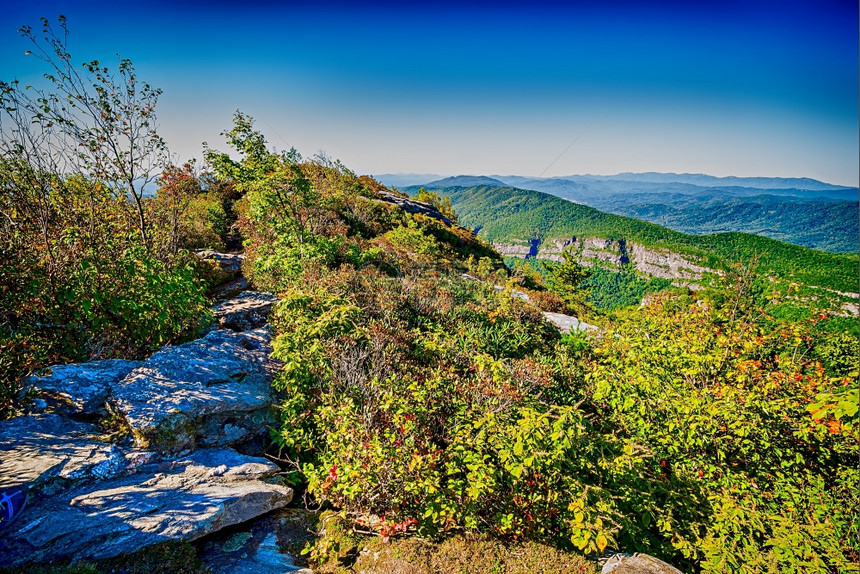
left=410, top=184, right=860, bottom=294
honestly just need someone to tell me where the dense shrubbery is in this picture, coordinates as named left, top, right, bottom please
left=0, top=20, right=212, bottom=418
left=210, top=113, right=858, bottom=572
left=0, top=160, right=212, bottom=419
left=586, top=276, right=858, bottom=571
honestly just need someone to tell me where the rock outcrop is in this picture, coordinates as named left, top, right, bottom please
left=24, top=359, right=141, bottom=416
left=376, top=190, right=453, bottom=225
left=0, top=448, right=292, bottom=568
left=494, top=235, right=715, bottom=284
left=542, top=311, right=598, bottom=334
left=2, top=251, right=294, bottom=570
left=0, top=414, right=155, bottom=491
left=196, top=250, right=245, bottom=275
left=114, top=328, right=277, bottom=453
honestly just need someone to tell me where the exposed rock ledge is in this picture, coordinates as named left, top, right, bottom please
left=0, top=430, right=292, bottom=568
left=376, top=190, right=454, bottom=225
left=1, top=277, right=290, bottom=568
left=494, top=236, right=713, bottom=283
left=26, top=327, right=278, bottom=454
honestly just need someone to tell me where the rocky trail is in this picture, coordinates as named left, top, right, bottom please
left=0, top=252, right=310, bottom=571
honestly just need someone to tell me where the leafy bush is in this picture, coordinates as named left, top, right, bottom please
left=270, top=269, right=626, bottom=554
left=585, top=287, right=859, bottom=571
left=0, top=24, right=212, bottom=418
left=209, top=112, right=858, bottom=573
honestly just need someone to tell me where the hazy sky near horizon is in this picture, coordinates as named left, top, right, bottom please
left=1, top=1, right=857, bottom=186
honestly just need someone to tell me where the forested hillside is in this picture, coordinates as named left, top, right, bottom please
left=419, top=174, right=860, bottom=253
left=408, top=184, right=860, bottom=294
left=617, top=197, right=858, bottom=253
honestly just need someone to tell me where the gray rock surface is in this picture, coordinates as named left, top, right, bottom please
left=196, top=250, right=245, bottom=274
left=542, top=311, right=599, bottom=333
left=213, top=291, right=279, bottom=331
left=24, top=359, right=141, bottom=415
left=493, top=235, right=715, bottom=284
left=602, top=553, right=684, bottom=574
left=377, top=190, right=453, bottom=225
left=113, top=328, right=277, bottom=452
left=0, top=448, right=293, bottom=567
left=0, top=414, right=155, bottom=491
left=211, top=276, right=250, bottom=301
left=198, top=508, right=316, bottom=574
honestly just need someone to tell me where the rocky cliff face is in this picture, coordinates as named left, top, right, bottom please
left=494, top=235, right=714, bottom=282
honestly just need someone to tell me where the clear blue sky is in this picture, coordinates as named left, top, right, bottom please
left=1, top=1, right=857, bottom=186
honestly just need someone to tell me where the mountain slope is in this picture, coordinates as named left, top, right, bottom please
left=423, top=175, right=508, bottom=188
left=407, top=184, right=860, bottom=294
left=479, top=175, right=859, bottom=252
left=616, top=197, right=858, bottom=253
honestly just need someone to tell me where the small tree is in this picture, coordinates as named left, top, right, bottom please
left=547, top=247, right=592, bottom=313
left=0, top=15, right=167, bottom=250
left=414, top=187, right=458, bottom=224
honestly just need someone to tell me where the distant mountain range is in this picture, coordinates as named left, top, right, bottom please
left=379, top=173, right=858, bottom=253
left=401, top=182, right=859, bottom=295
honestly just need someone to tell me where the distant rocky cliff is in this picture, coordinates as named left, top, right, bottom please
left=494, top=235, right=714, bottom=283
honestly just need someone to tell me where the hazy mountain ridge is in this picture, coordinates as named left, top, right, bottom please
left=404, top=183, right=859, bottom=295
left=393, top=172, right=858, bottom=253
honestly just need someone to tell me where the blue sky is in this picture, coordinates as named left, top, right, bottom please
left=1, top=1, right=857, bottom=186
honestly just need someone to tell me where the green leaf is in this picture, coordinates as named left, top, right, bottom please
left=513, top=439, right=524, bottom=457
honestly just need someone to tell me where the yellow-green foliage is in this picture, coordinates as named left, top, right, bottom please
left=209, top=112, right=858, bottom=573
left=0, top=165, right=210, bottom=419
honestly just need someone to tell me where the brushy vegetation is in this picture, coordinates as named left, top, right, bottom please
left=201, top=113, right=860, bottom=573
left=0, top=19, right=220, bottom=418
left=2, top=19, right=857, bottom=572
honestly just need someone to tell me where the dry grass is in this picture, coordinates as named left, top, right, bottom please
left=315, top=528, right=598, bottom=574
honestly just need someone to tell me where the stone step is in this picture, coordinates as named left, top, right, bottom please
left=0, top=414, right=156, bottom=493
left=26, top=328, right=280, bottom=454
left=212, top=291, right=279, bottom=332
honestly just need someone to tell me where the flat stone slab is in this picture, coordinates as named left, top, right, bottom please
left=0, top=414, right=155, bottom=492
left=542, top=311, right=598, bottom=334
left=24, top=359, right=141, bottom=415
left=213, top=291, right=279, bottom=331
left=0, top=448, right=293, bottom=568
left=113, top=328, right=276, bottom=452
